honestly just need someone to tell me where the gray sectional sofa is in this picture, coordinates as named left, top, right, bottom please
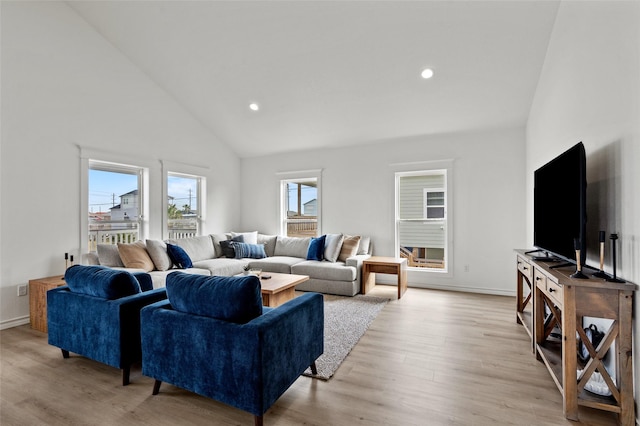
left=83, top=232, right=372, bottom=297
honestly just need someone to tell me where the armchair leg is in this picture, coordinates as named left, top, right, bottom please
left=152, top=380, right=162, bottom=395
left=254, top=415, right=263, bottom=426
left=61, top=349, right=70, bottom=359
left=310, top=361, right=318, bottom=375
left=122, top=366, right=131, bottom=386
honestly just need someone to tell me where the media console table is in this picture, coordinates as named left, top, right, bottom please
left=515, top=249, right=636, bottom=425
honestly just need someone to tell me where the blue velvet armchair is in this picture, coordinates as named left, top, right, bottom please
left=47, top=265, right=167, bottom=385
left=141, top=272, right=324, bottom=426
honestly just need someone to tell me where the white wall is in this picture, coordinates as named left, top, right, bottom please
left=526, top=0, right=640, bottom=415
left=0, top=2, right=241, bottom=328
left=241, top=127, right=527, bottom=295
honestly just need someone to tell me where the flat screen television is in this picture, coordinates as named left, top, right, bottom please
left=533, top=142, right=587, bottom=266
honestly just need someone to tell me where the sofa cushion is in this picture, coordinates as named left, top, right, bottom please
left=234, top=242, right=267, bottom=259
left=247, top=256, right=305, bottom=274
left=338, top=235, right=361, bottom=262
left=192, top=258, right=248, bottom=276
left=166, top=235, right=216, bottom=263
left=97, top=244, right=124, bottom=267
left=166, top=272, right=262, bottom=324
left=166, top=243, right=193, bottom=269
left=64, top=265, right=142, bottom=300
left=257, top=234, right=277, bottom=257
left=211, top=233, right=229, bottom=258
left=231, top=231, right=258, bottom=245
left=274, top=236, right=311, bottom=258
left=118, top=241, right=155, bottom=272
left=146, top=239, right=173, bottom=271
left=291, top=261, right=357, bottom=282
left=324, top=233, right=344, bottom=263
left=146, top=268, right=211, bottom=289
left=306, top=235, right=326, bottom=261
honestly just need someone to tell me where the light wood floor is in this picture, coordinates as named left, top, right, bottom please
left=1, top=286, right=621, bottom=425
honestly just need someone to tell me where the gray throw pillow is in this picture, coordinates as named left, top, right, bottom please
left=97, top=244, right=124, bottom=267
left=146, top=239, right=172, bottom=271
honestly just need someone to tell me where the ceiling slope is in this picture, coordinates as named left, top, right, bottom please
left=69, top=1, right=559, bottom=158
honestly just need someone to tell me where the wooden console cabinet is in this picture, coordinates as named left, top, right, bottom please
left=515, top=250, right=636, bottom=425
left=29, top=275, right=65, bottom=333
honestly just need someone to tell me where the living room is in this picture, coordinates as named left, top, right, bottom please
left=1, top=1, right=638, bottom=425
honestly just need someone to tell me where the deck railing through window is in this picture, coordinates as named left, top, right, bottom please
left=286, top=216, right=317, bottom=237
left=88, top=220, right=139, bottom=252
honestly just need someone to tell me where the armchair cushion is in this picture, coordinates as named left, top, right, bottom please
left=64, top=265, right=141, bottom=300
left=166, top=272, right=262, bottom=324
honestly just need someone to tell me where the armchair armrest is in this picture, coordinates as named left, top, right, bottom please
left=47, top=287, right=167, bottom=370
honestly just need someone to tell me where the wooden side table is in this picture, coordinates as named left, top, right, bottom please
left=362, top=256, right=408, bottom=299
left=29, top=275, right=65, bottom=333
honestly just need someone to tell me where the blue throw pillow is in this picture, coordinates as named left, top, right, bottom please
left=166, top=272, right=263, bottom=324
left=64, top=265, right=142, bottom=300
left=306, top=235, right=326, bottom=261
left=166, top=243, right=193, bottom=269
left=234, top=242, right=267, bottom=259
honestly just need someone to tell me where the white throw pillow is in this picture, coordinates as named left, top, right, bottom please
left=323, top=233, right=344, bottom=262
left=231, top=231, right=258, bottom=245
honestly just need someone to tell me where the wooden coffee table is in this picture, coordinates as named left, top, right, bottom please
left=259, top=272, right=309, bottom=307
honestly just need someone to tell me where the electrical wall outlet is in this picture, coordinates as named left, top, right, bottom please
left=17, top=284, right=28, bottom=297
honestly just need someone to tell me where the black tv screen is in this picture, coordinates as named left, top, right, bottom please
left=534, top=142, right=587, bottom=265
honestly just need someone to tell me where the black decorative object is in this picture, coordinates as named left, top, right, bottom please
left=606, top=233, right=625, bottom=283
left=570, top=238, right=588, bottom=279
left=593, top=230, right=609, bottom=279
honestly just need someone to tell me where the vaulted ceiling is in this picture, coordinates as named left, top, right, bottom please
left=68, top=1, right=559, bottom=158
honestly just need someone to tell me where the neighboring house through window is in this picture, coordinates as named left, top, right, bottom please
left=85, top=160, right=146, bottom=252
left=396, top=168, right=451, bottom=272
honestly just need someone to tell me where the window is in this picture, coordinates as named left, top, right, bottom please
left=166, top=172, right=203, bottom=239
left=87, top=160, right=145, bottom=252
left=396, top=170, right=449, bottom=271
left=424, top=189, right=445, bottom=219
left=279, top=171, right=321, bottom=237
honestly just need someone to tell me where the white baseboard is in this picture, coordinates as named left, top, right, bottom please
left=373, top=277, right=516, bottom=297
left=0, top=316, right=30, bottom=330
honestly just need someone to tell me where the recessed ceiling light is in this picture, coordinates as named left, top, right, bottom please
left=421, top=68, right=434, bottom=79
left=249, top=103, right=260, bottom=111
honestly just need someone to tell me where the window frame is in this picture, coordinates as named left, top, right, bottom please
left=423, top=188, right=446, bottom=220
left=394, top=162, right=453, bottom=276
left=161, top=161, right=207, bottom=240
left=277, top=169, right=322, bottom=237
left=81, top=152, right=150, bottom=253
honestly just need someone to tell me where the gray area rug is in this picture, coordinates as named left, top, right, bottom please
left=303, top=294, right=389, bottom=380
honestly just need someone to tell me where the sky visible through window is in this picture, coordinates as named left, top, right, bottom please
left=287, top=183, right=316, bottom=215
left=89, top=170, right=197, bottom=213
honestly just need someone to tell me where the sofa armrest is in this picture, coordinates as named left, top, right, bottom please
left=47, top=286, right=167, bottom=369
left=82, top=252, right=100, bottom=265
left=346, top=254, right=371, bottom=286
